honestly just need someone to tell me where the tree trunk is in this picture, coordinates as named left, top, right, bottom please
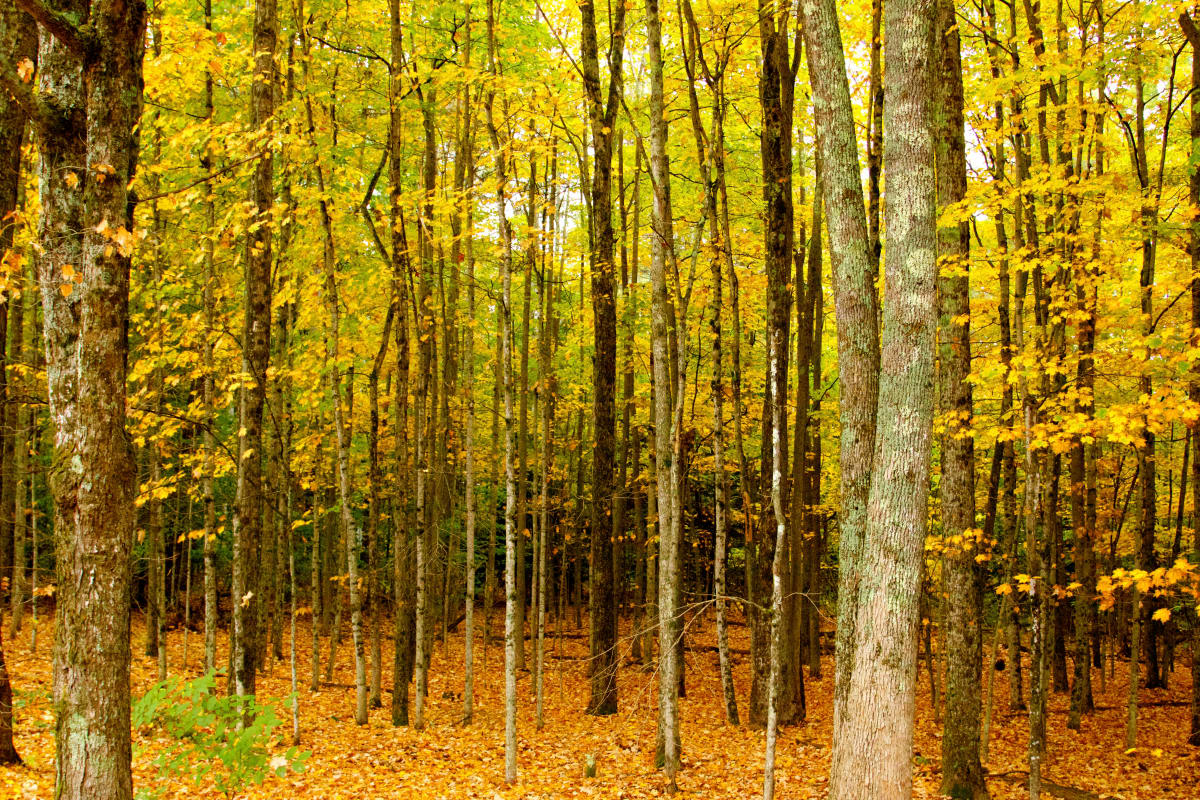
left=232, top=0, right=276, bottom=711
left=802, top=0, right=881, bottom=750
left=0, top=0, right=33, bottom=647
left=646, top=0, right=680, bottom=786
left=579, top=0, right=626, bottom=717
left=934, top=0, right=987, bottom=794
left=1182, top=9, right=1200, bottom=749
left=827, top=0, right=937, bottom=795
left=388, top=0, right=415, bottom=728
left=17, top=0, right=148, bottom=795
left=751, top=0, right=796, bottom=729
left=486, top=1, right=519, bottom=779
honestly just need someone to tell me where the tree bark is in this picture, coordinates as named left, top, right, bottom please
left=801, top=0, right=881, bottom=749
left=827, top=0, right=938, bottom=795
left=486, top=0, right=518, bottom=779
left=935, top=0, right=987, bottom=794
left=232, top=0, right=276, bottom=710
left=646, top=0, right=680, bottom=785
left=580, top=0, right=626, bottom=717
left=16, top=0, right=148, bottom=794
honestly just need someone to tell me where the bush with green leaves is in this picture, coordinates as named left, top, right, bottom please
left=132, top=671, right=309, bottom=798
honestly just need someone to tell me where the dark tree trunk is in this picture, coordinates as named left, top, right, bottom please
left=231, top=0, right=276, bottom=707
left=934, top=0, right=986, bottom=794
left=579, top=0, right=627, bottom=716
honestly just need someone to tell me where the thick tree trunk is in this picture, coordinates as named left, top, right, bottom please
left=801, top=0, right=881, bottom=749
left=12, top=0, right=148, bottom=795
left=827, top=0, right=937, bottom=795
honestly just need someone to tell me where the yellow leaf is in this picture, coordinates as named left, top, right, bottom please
left=1151, top=607, right=1170, bottom=623
left=59, top=283, right=73, bottom=297
left=17, top=58, right=34, bottom=82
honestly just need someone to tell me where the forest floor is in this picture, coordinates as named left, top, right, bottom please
left=1, top=607, right=1195, bottom=799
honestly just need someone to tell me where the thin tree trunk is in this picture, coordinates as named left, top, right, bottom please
left=486, top=2, right=518, bottom=779
left=231, top=0, right=276, bottom=711
left=1181, top=9, right=1200, bottom=749
left=934, top=0, right=986, bottom=793
left=646, top=0, right=680, bottom=785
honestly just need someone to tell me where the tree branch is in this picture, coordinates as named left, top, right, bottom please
left=0, top=66, right=64, bottom=137
left=13, top=0, right=93, bottom=59
left=1181, top=12, right=1200, bottom=51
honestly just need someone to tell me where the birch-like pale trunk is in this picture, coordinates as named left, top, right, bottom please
left=487, top=0, right=518, bottom=779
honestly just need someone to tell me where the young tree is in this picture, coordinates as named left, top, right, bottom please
left=486, top=0, right=518, bottom=779
left=934, top=0, right=987, bottom=795
left=231, top=0, right=277, bottom=709
left=645, top=0, right=681, bottom=785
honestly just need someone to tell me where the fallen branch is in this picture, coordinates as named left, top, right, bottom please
left=987, top=770, right=1100, bottom=800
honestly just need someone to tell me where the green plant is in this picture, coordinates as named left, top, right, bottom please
left=132, top=671, right=309, bottom=798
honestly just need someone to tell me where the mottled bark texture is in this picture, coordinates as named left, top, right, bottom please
left=3, top=0, right=148, bottom=795
left=800, top=0, right=880, bottom=749
left=827, top=0, right=938, bottom=796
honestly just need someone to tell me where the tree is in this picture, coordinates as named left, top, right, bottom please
left=231, top=0, right=276, bottom=709
left=827, top=0, right=939, bottom=796
left=2, top=0, right=147, bottom=794
left=934, top=0, right=987, bottom=794
left=486, top=0, right=518, bottom=780
left=801, top=0, right=880, bottom=749
left=580, top=0, right=627, bottom=717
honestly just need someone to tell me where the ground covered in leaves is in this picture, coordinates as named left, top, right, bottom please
left=2, top=609, right=1195, bottom=799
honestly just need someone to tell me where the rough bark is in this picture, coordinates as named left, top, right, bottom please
left=580, top=0, right=626, bottom=716
left=801, top=0, right=881, bottom=748
left=935, top=0, right=987, bottom=794
left=827, top=0, right=938, bottom=795
left=14, top=0, right=148, bottom=794
left=388, top=0, right=415, bottom=729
